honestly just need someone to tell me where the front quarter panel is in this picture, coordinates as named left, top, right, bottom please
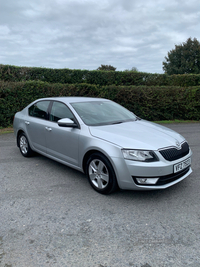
left=78, top=125, right=129, bottom=187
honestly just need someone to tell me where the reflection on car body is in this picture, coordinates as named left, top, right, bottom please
left=13, top=97, right=192, bottom=194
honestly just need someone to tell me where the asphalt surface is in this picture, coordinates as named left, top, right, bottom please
left=0, top=123, right=200, bottom=267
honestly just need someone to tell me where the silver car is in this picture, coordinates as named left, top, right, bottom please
left=13, top=97, right=192, bottom=194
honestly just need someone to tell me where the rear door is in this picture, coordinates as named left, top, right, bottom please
left=25, top=100, right=50, bottom=153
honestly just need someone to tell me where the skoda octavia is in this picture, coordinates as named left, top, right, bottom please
left=13, top=97, right=192, bottom=194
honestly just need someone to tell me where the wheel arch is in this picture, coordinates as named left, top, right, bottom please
left=82, top=149, right=117, bottom=175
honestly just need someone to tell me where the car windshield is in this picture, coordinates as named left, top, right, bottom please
left=71, top=101, right=137, bottom=126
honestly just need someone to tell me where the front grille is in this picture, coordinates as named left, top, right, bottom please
left=159, top=142, right=189, bottom=161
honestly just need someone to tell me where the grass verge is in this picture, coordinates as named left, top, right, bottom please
left=154, top=120, right=200, bottom=124
left=0, top=127, right=14, bottom=134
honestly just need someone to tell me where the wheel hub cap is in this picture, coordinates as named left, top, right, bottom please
left=89, top=159, right=109, bottom=189
left=20, top=136, right=28, bottom=154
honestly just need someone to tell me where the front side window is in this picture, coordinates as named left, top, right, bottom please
left=49, top=101, right=75, bottom=122
left=29, top=101, right=50, bottom=119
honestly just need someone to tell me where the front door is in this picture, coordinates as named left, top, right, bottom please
left=45, top=101, right=80, bottom=167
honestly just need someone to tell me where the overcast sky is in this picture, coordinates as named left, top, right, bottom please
left=0, top=0, right=199, bottom=73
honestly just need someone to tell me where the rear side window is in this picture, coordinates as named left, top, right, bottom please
left=49, top=101, right=75, bottom=122
left=29, top=101, right=50, bottom=119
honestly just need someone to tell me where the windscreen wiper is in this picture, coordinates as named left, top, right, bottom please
left=111, top=121, right=123, bottom=125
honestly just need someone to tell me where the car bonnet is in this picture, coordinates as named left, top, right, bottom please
left=89, top=120, right=185, bottom=150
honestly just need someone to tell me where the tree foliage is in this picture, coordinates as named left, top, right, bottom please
left=163, top=38, right=200, bottom=75
left=124, top=67, right=139, bottom=72
left=97, top=64, right=116, bottom=71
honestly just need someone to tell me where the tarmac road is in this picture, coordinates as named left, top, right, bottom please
left=0, top=123, right=200, bottom=267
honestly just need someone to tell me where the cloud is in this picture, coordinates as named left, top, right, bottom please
left=0, top=0, right=200, bottom=73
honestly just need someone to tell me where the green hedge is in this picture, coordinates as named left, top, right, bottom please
left=0, top=81, right=99, bottom=127
left=1, top=80, right=200, bottom=127
left=1, top=64, right=200, bottom=87
left=99, top=85, right=200, bottom=121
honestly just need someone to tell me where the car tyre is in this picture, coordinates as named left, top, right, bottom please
left=86, top=152, right=118, bottom=194
left=18, top=133, right=33, bottom=157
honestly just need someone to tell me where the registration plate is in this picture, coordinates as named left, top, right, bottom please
left=174, top=158, right=191, bottom=173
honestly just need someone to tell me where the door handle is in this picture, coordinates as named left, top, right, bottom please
left=25, top=121, right=30, bottom=125
left=45, top=127, right=52, bottom=132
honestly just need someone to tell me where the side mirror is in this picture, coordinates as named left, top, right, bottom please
left=57, top=118, right=78, bottom=128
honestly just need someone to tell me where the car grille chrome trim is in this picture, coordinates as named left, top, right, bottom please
left=159, top=142, right=189, bottom=161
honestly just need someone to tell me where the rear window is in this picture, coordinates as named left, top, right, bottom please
left=29, top=101, right=50, bottom=120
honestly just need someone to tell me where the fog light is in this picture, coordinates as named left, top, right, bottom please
left=137, top=178, right=147, bottom=184
left=136, top=177, right=159, bottom=185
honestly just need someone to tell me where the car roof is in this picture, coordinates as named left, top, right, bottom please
left=35, top=97, right=109, bottom=104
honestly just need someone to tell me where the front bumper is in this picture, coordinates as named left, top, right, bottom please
left=112, top=149, right=192, bottom=190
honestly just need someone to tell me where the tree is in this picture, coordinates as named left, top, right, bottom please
left=124, top=67, right=138, bottom=72
left=97, top=64, right=116, bottom=71
left=163, top=37, right=200, bottom=75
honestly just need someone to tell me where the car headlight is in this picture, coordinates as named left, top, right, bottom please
left=122, top=149, right=158, bottom=162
